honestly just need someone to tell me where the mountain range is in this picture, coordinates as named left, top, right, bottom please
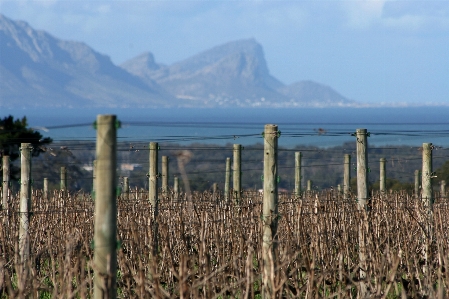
left=0, top=14, right=355, bottom=108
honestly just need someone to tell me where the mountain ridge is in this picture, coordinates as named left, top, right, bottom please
left=0, top=14, right=176, bottom=108
left=1, top=14, right=355, bottom=108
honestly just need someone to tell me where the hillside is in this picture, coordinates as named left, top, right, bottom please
left=121, top=39, right=355, bottom=107
left=1, top=14, right=356, bottom=108
left=0, top=14, right=175, bottom=108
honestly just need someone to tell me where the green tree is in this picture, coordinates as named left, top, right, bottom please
left=0, top=115, right=52, bottom=178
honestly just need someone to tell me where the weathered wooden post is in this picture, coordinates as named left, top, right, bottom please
left=355, top=128, right=369, bottom=297
left=148, top=142, right=160, bottom=265
left=356, top=129, right=369, bottom=209
left=294, top=152, right=302, bottom=197
left=414, top=170, right=420, bottom=198
left=149, top=142, right=158, bottom=208
left=123, top=177, right=129, bottom=200
left=421, top=143, right=433, bottom=279
left=224, top=157, right=231, bottom=203
left=92, top=160, right=97, bottom=194
left=421, top=143, right=433, bottom=207
left=43, top=178, right=48, bottom=200
left=173, top=176, right=179, bottom=201
left=19, top=144, right=32, bottom=267
left=440, top=180, right=446, bottom=199
left=93, top=115, right=117, bottom=299
left=60, top=166, right=67, bottom=193
left=161, top=156, right=169, bottom=198
left=2, top=155, right=9, bottom=210
left=233, top=144, right=242, bottom=203
left=380, top=158, right=386, bottom=193
left=343, top=154, right=351, bottom=199
left=262, top=124, right=279, bottom=298
left=212, top=182, right=218, bottom=201
left=307, top=180, right=312, bottom=195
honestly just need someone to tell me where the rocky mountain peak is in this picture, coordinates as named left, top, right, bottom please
left=1, top=14, right=355, bottom=108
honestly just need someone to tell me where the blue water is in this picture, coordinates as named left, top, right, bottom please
left=2, top=107, right=449, bottom=148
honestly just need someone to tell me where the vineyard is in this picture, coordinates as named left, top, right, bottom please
left=1, top=189, right=449, bottom=298
left=1, top=116, right=449, bottom=298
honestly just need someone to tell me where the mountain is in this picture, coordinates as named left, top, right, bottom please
left=121, top=39, right=355, bottom=107
left=278, top=81, right=352, bottom=107
left=0, top=14, right=355, bottom=108
left=121, top=39, right=285, bottom=106
left=0, top=14, right=175, bottom=108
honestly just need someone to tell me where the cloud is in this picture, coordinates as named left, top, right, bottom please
left=339, top=0, right=449, bottom=31
left=381, top=1, right=449, bottom=30
left=340, top=0, right=387, bottom=29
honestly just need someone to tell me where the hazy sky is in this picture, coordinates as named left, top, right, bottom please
left=1, top=0, right=448, bottom=105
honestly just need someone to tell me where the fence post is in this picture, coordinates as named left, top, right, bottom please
left=380, top=158, right=386, bottom=193
left=123, top=177, right=129, bottom=200
left=343, top=154, right=351, bottom=199
left=440, top=180, right=446, bottom=199
left=93, top=160, right=97, bottom=194
left=19, top=143, right=32, bottom=267
left=233, top=144, right=241, bottom=203
left=294, top=152, right=302, bottom=197
left=212, top=182, right=218, bottom=201
left=355, top=128, right=369, bottom=297
left=149, top=142, right=159, bottom=209
left=307, top=180, right=312, bottom=195
left=173, top=176, right=179, bottom=201
left=43, top=178, right=48, bottom=200
left=421, top=143, right=433, bottom=207
left=414, top=169, right=420, bottom=198
left=2, top=155, right=9, bottom=210
left=262, top=124, right=279, bottom=298
left=356, top=128, right=369, bottom=209
left=161, top=156, right=169, bottom=198
left=225, top=157, right=231, bottom=203
left=60, top=166, right=67, bottom=193
left=93, top=115, right=117, bottom=299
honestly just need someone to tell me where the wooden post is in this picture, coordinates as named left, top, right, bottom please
left=224, top=157, right=231, bottom=203
left=294, top=152, right=302, bottom=197
left=212, top=183, right=218, bottom=201
left=414, top=170, right=420, bottom=198
left=60, top=166, right=67, bottom=192
left=43, top=178, right=48, bottom=200
left=356, top=129, right=369, bottom=209
left=123, top=177, right=129, bottom=200
left=2, top=155, right=9, bottom=210
left=173, top=176, right=179, bottom=201
left=262, top=124, right=279, bottom=298
left=233, top=144, right=242, bottom=203
left=380, top=158, right=386, bottom=193
left=440, top=180, right=446, bottom=199
left=343, top=154, right=351, bottom=199
left=93, top=115, right=117, bottom=299
left=149, top=142, right=158, bottom=209
left=355, top=128, right=369, bottom=297
left=93, top=160, right=97, bottom=193
left=307, top=180, right=312, bottom=194
left=19, top=143, right=32, bottom=266
left=161, top=156, right=169, bottom=198
left=421, top=143, right=433, bottom=207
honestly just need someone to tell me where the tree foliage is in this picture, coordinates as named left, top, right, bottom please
left=1, top=115, right=52, bottom=180
left=0, top=115, right=52, bottom=161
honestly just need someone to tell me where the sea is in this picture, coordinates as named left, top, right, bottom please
left=3, top=107, right=449, bottom=148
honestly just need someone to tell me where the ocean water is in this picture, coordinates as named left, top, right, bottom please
left=3, top=107, right=449, bottom=148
